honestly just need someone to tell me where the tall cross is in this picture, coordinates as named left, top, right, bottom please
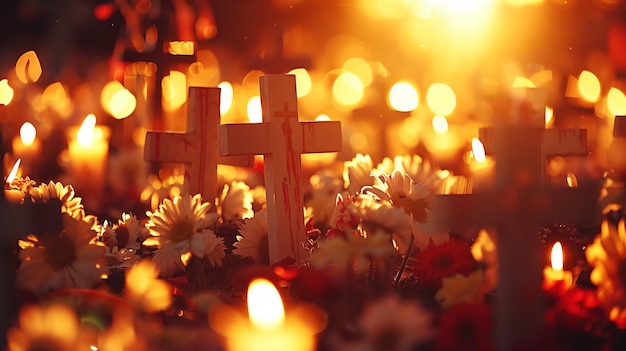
left=218, top=74, right=342, bottom=264
left=432, top=126, right=598, bottom=350
left=144, top=87, right=253, bottom=204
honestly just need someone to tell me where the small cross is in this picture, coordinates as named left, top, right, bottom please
left=432, top=124, right=598, bottom=350
left=144, top=87, right=253, bottom=204
left=218, top=74, right=342, bottom=264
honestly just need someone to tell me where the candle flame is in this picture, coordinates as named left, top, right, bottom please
left=218, top=81, right=233, bottom=115
left=247, top=279, right=284, bottom=330
left=545, top=106, right=554, bottom=127
left=20, top=122, right=37, bottom=145
left=6, top=159, right=21, bottom=184
left=551, top=242, right=564, bottom=272
left=566, top=172, right=578, bottom=188
left=77, top=114, right=97, bottom=146
left=471, top=138, right=487, bottom=163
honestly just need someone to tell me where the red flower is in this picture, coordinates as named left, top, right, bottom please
left=412, top=238, right=474, bottom=288
left=435, top=302, right=494, bottom=351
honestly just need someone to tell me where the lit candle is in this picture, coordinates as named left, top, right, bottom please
left=469, top=138, right=495, bottom=193
left=542, top=242, right=573, bottom=295
left=66, top=114, right=110, bottom=210
left=12, top=122, right=41, bottom=175
left=210, top=278, right=325, bottom=351
left=4, top=159, right=25, bottom=203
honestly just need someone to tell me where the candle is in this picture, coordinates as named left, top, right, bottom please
left=469, top=138, right=495, bottom=193
left=66, top=114, right=110, bottom=211
left=210, top=278, right=325, bottom=351
left=12, top=122, right=41, bottom=176
left=542, top=242, right=573, bottom=295
left=4, top=159, right=26, bottom=204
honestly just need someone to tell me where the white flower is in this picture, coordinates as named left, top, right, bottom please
left=146, top=194, right=226, bottom=277
left=233, top=209, right=269, bottom=264
left=343, top=153, right=375, bottom=195
left=308, top=233, right=395, bottom=274
left=16, top=214, right=106, bottom=295
left=114, top=212, right=150, bottom=248
left=28, top=181, right=84, bottom=219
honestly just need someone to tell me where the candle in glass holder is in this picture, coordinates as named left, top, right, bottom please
left=4, top=159, right=26, bottom=203
left=210, top=278, right=325, bottom=351
left=12, top=122, right=41, bottom=176
left=66, top=114, right=110, bottom=210
left=542, top=241, right=573, bottom=295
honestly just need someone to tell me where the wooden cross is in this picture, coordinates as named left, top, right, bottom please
left=218, top=74, right=342, bottom=264
left=144, top=87, right=253, bottom=204
left=432, top=125, right=598, bottom=351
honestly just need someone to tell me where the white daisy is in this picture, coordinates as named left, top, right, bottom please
left=16, top=213, right=107, bottom=295
left=233, top=209, right=269, bottom=264
left=217, top=181, right=254, bottom=220
left=343, top=153, right=376, bottom=195
left=307, top=171, right=345, bottom=228
left=146, top=194, right=226, bottom=278
left=28, top=181, right=85, bottom=219
left=113, top=212, right=150, bottom=249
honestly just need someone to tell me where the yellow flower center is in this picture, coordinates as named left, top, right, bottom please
left=169, top=219, right=195, bottom=242
left=44, top=235, right=76, bottom=270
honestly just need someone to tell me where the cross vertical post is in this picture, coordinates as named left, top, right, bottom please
left=218, top=74, right=342, bottom=264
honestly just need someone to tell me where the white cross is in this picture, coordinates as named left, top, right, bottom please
left=218, top=74, right=342, bottom=264
left=144, top=87, right=253, bottom=203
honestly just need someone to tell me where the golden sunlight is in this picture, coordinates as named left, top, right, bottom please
left=551, top=241, right=564, bottom=272
left=289, top=68, right=312, bottom=97
left=247, top=279, right=285, bottom=330
left=389, top=81, right=418, bottom=112
left=343, top=57, right=373, bottom=88
left=607, top=87, right=626, bottom=116
left=441, top=0, right=491, bottom=12
left=218, top=81, right=234, bottom=114
left=426, top=83, right=456, bottom=116
left=0, top=79, right=14, bottom=105
left=20, top=122, right=36, bottom=145
left=15, top=50, right=42, bottom=84
left=578, top=70, right=601, bottom=103
left=332, top=72, right=364, bottom=108
left=247, top=96, right=262, bottom=123
left=77, top=114, right=97, bottom=146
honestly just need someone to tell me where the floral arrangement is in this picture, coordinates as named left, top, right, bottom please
left=3, top=153, right=626, bottom=351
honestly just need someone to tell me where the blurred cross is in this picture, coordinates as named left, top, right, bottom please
left=431, top=92, right=598, bottom=351
left=248, top=27, right=310, bottom=74
left=351, top=103, right=409, bottom=164
left=144, top=87, right=253, bottom=204
left=218, top=74, right=342, bottom=264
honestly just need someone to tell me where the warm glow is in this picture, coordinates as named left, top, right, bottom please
left=101, top=80, right=137, bottom=119
left=388, top=81, right=418, bottom=112
left=167, top=41, right=195, bottom=55
left=77, top=114, right=97, bottom=146
left=545, top=106, right=554, bottom=127
left=247, top=279, right=285, bottom=330
left=426, top=83, right=456, bottom=116
left=162, top=71, right=187, bottom=111
left=512, top=76, right=536, bottom=88
left=315, top=114, right=331, bottom=121
left=0, top=79, right=14, bottom=105
left=471, top=138, right=486, bottom=163
left=181, top=251, right=193, bottom=266
left=247, top=96, right=262, bottom=123
left=506, top=0, right=544, bottom=6
left=289, top=68, right=312, bottom=97
left=578, top=70, right=601, bottom=103
left=20, top=122, right=36, bottom=145
left=343, top=57, right=373, bottom=87
left=6, top=159, right=21, bottom=184
left=41, top=82, right=73, bottom=118
left=15, top=50, right=42, bottom=84
left=607, top=87, right=626, bottom=116
left=442, top=0, right=490, bottom=12
left=550, top=242, right=564, bottom=272
left=566, top=173, right=578, bottom=188
left=432, top=115, right=449, bottom=134
left=332, top=72, right=364, bottom=108
left=530, top=70, right=553, bottom=87
left=218, top=81, right=234, bottom=114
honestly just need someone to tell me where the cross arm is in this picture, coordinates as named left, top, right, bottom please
left=301, top=121, right=343, bottom=153
left=217, top=123, right=272, bottom=156
left=541, top=128, right=587, bottom=156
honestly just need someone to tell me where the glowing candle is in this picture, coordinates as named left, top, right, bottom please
left=542, top=242, right=573, bottom=295
left=66, top=114, right=110, bottom=210
left=4, top=159, right=25, bottom=203
left=210, top=278, right=325, bottom=351
left=469, top=138, right=495, bottom=193
left=12, top=122, right=41, bottom=175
